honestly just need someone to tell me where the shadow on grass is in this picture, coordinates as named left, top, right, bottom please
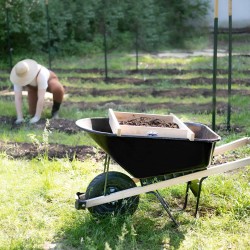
left=54, top=209, right=187, bottom=250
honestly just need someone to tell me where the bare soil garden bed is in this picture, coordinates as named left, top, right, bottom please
left=66, top=87, right=250, bottom=98
left=64, top=76, right=250, bottom=86
left=0, top=116, right=244, bottom=161
left=0, top=64, right=247, bottom=161
left=0, top=140, right=95, bottom=161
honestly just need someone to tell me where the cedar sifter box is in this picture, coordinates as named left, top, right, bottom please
left=108, top=109, right=195, bottom=141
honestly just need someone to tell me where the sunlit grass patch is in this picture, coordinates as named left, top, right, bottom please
left=0, top=153, right=249, bottom=249
left=68, top=95, right=230, bottom=108
left=59, top=72, right=104, bottom=78
left=0, top=156, right=100, bottom=249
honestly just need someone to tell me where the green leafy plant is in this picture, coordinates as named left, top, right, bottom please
left=28, top=119, right=51, bottom=159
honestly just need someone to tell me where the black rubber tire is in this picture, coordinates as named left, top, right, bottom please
left=85, top=171, right=139, bottom=216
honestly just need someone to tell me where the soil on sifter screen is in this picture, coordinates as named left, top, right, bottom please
left=120, top=117, right=179, bottom=128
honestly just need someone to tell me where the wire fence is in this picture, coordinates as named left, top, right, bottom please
left=3, top=0, right=210, bottom=70
left=3, top=0, right=235, bottom=130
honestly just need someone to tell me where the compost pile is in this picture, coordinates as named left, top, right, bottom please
left=120, top=117, right=179, bottom=128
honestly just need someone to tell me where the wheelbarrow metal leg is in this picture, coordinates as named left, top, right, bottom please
left=194, top=177, right=207, bottom=217
left=183, top=177, right=207, bottom=217
left=183, top=181, right=191, bottom=210
left=149, top=190, right=179, bottom=227
left=103, top=154, right=111, bottom=196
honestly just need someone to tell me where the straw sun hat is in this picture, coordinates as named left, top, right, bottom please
left=10, top=59, right=40, bottom=86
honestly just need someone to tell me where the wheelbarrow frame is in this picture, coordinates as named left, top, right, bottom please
left=78, top=138, right=250, bottom=208
left=75, top=117, right=250, bottom=225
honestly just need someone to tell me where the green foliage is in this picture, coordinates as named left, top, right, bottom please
left=1, top=1, right=46, bottom=53
left=28, top=119, right=51, bottom=159
left=0, top=0, right=209, bottom=58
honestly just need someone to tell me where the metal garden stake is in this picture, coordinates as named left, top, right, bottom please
left=103, top=0, right=108, bottom=81
left=212, top=0, right=219, bottom=131
left=45, top=0, right=51, bottom=69
left=227, top=0, right=232, bottom=131
left=5, top=1, right=13, bottom=70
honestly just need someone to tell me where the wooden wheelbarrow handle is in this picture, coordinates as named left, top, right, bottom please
left=213, top=137, right=250, bottom=156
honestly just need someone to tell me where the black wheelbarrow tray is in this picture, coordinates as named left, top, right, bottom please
left=75, top=117, right=250, bottom=225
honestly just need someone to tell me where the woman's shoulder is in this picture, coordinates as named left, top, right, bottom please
left=38, top=65, right=50, bottom=78
left=39, top=64, right=49, bottom=72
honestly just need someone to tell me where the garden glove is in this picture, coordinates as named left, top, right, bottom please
left=15, top=118, right=24, bottom=124
left=29, top=116, right=40, bottom=124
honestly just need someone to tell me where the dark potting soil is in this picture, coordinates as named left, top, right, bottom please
left=120, top=117, right=179, bottom=128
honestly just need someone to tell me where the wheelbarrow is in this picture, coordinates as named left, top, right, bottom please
left=75, top=117, right=250, bottom=226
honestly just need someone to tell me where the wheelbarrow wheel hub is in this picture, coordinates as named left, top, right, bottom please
left=85, top=171, right=140, bottom=216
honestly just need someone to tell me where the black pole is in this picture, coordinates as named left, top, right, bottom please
left=45, top=0, right=51, bottom=69
left=132, top=2, right=139, bottom=71
left=103, top=0, right=108, bottom=81
left=212, top=0, right=219, bottom=131
left=6, top=2, right=13, bottom=70
left=135, top=26, right=139, bottom=71
left=227, top=0, right=232, bottom=131
left=103, top=22, right=108, bottom=80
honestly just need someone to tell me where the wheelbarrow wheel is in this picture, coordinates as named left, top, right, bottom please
left=85, top=171, right=139, bottom=217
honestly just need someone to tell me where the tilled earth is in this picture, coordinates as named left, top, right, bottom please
left=0, top=116, right=98, bottom=161
left=0, top=116, right=243, bottom=166
left=0, top=68, right=247, bottom=163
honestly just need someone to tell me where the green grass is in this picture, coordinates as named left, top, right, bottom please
left=49, top=48, right=250, bottom=71
left=0, top=154, right=249, bottom=249
left=1, top=36, right=250, bottom=249
left=0, top=125, right=92, bottom=146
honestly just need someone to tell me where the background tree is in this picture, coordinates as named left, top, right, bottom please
left=0, top=0, right=209, bottom=59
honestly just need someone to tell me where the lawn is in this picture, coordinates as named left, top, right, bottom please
left=0, top=34, right=250, bottom=249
